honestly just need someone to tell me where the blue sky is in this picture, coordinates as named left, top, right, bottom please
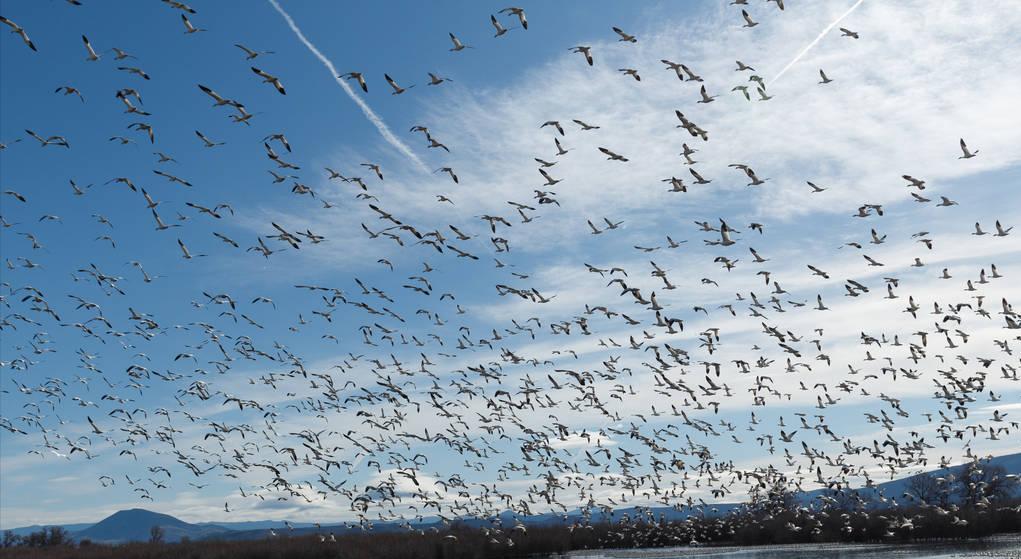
left=2, top=0, right=1020, bottom=529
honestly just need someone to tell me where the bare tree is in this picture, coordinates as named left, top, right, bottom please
left=957, top=462, right=1019, bottom=506
left=906, top=472, right=944, bottom=505
left=149, top=524, right=165, bottom=545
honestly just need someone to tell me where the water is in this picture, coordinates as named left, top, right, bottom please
left=566, top=534, right=1021, bottom=559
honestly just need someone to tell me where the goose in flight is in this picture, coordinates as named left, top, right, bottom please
left=435, top=167, right=459, bottom=183
left=4, top=190, right=27, bottom=202
left=902, top=175, right=926, bottom=189
left=689, top=168, right=711, bottom=184
left=427, top=72, right=452, bottom=86
left=384, top=73, right=414, bottom=95
left=267, top=170, right=295, bottom=183
left=117, top=66, right=151, bottom=80
left=177, top=238, right=203, bottom=259
left=153, top=169, right=192, bottom=186
left=55, top=86, right=85, bottom=103
left=662, top=177, right=686, bottom=192
left=490, top=15, right=508, bottom=37
left=448, top=32, right=471, bottom=51
left=818, top=69, right=833, bottom=84
left=697, top=85, right=717, bottom=103
left=251, top=67, right=286, bottom=95
left=740, top=167, right=767, bottom=186
left=569, top=46, right=593, bottom=66
left=128, top=122, right=154, bottom=143
left=612, top=26, right=637, bottom=43
left=25, top=129, right=70, bottom=148
left=111, top=47, right=135, bottom=60
left=339, top=72, right=368, bottom=93
left=807, top=265, right=830, bottom=279
left=82, top=35, right=100, bottom=61
left=1, top=16, right=36, bottom=51
left=661, top=59, right=684, bottom=80
left=198, top=85, right=240, bottom=108
left=235, top=43, right=274, bottom=59
left=839, top=27, right=859, bottom=39
left=162, top=0, right=196, bottom=13
left=360, top=163, right=384, bottom=180
left=539, top=168, right=561, bottom=186
left=680, top=64, right=703, bottom=81
left=541, top=121, right=565, bottom=136
left=742, top=10, right=758, bottom=28
left=117, top=89, right=149, bottom=115
left=427, top=136, right=449, bottom=152
left=150, top=210, right=176, bottom=230
left=619, top=68, right=641, bottom=81
left=180, top=14, right=205, bottom=33
left=499, top=7, right=527, bottom=30
left=958, top=138, right=978, bottom=159
left=194, top=130, right=224, bottom=148
left=598, top=147, right=628, bottom=162
left=69, top=179, right=90, bottom=195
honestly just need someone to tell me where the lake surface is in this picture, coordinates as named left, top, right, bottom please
left=566, top=534, right=1021, bottom=559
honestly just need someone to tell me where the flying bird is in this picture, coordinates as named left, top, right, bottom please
left=958, top=138, right=978, bottom=159
left=0, top=16, right=37, bottom=51
left=612, top=26, right=637, bottom=42
left=251, top=67, right=286, bottom=95
left=839, top=27, right=859, bottom=39
left=448, top=32, right=471, bottom=52
left=499, top=7, right=528, bottom=30
left=81, top=35, right=100, bottom=61
left=569, top=46, right=593, bottom=66
left=384, top=73, right=414, bottom=95
left=235, top=43, right=274, bottom=59
left=180, top=14, right=205, bottom=34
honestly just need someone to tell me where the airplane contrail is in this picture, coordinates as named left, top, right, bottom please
left=768, top=0, right=865, bottom=86
left=267, top=0, right=429, bottom=172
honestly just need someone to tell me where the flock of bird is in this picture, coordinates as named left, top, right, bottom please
left=1, top=0, right=1019, bottom=548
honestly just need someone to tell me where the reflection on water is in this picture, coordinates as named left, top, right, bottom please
left=566, top=534, right=1021, bottom=559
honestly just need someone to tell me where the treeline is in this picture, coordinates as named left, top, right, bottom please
left=2, top=465, right=1018, bottom=559
left=0, top=525, right=596, bottom=559
left=1, top=505, right=1019, bottom=559
left=2, top=502, right=1018, bottom=559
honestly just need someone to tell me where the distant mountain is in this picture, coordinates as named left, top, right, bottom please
left=74, top=508, right=232, bottom=543
left=6, top=523, right=93, bottom=538
left=6, top=452, right=1018, bottom=544
left=197, top=520, right=317, bottom=531
left=797, top=452, right=1021, bottom=506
